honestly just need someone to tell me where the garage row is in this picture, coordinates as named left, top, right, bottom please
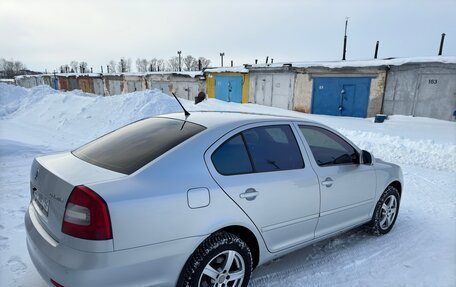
left=14, top=57, right=456, bottom=120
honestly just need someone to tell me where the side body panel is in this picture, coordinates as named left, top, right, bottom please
left=90, top=126, right=267, bottom=255
left=204, top=121, right=320, bottom=252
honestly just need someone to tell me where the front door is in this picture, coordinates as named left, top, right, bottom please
left=205, top=123, right=320, bottom=252
left=296, top=124, right=376, bottom=238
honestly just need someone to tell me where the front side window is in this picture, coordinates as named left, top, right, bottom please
left=299, top=126, right=358, bottom=166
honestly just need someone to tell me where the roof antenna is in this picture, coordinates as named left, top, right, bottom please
left=171, top=91, right=190, bottom=117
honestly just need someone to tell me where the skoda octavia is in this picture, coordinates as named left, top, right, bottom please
left=26, top=111, right=403, bottom=287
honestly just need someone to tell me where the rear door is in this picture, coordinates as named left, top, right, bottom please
left=205, top=122, right=320, bottom=252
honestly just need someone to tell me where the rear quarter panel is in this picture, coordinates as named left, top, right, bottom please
left=89, top=127, right=267, bottom=256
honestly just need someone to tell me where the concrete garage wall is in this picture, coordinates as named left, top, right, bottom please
left=15, top=75, right=57, bottom=89
left=105, top=76, right=124, bottom=96
left=15, top=76, right=38, bottom=88
left=93, top=78, right=105, bottom=95
left=293, top=67, right=387, bottom=117
left=293, top=73, right=312, bottom=113
left=14, top=73, right=205, bottom=99
left=78, top=77, right=94, bottom=93
left=146, top=74, right=205, bottom=101
left=383, top=63, right=456, bottom=120
left=125, top=76, right=146, bottom=93
left=68, top=77, right=78, bottom=91
left=248, top=69, right=295, bottom=109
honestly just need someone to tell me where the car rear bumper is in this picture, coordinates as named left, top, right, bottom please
left=25, top=205, right=204, bottom=287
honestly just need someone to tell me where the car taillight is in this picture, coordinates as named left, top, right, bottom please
left=62, top=185, right=112, bottom=240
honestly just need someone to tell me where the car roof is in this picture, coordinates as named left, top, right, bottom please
left=157, top=111, right=317, bottom=129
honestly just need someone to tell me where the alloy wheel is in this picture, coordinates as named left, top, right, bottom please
left=198, top=250, right=245, bottom=287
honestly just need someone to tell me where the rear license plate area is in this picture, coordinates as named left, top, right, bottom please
left=32, top=188, right=49, bottom=217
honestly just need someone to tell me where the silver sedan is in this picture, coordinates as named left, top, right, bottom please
left=25, top=111, right=403, bottom=287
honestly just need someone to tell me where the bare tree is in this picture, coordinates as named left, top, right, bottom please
left=183, top=55, right=197, bottom=71
left=108, top=60, right=117, bottom=73
left=149, top=58, right=157, bottom=72
left=167, top=56, right=180, bottom=71
left=13, top=61, right=26, bottom=72
left=156, top=59, right=165, bottom=72
left=1, top=58, right=27, bottom=77
left=0, top=58, right=5, bottom=71
left=117, top=57, right=132, bottom=73
left=60, top=64, right=70, bottom=73
left=2, top=60, right=13, bottom=73
left=70, top=61, right=79, bottom=73
left=198, top=57, right=211, bottom=69
left=79, top=61, right=88, bottom=73
left=135, top=58, right=149, bottom=72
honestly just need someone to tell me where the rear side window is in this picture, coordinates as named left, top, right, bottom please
left=299, top=126, right=358, bottom=166
left=73, top=118, right=205, bottom=174
left=211, top=134, right=253, bottom=175
left=211, top=125, right=304, bottom=175
left=243, top=125, right=304, bottom=172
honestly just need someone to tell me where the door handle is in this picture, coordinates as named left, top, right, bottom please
left=321, top=177, right=334, bottom=187
left=239, top=188, right=259, bottom=201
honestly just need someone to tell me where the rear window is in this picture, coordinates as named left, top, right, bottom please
left=73, top=117, right=205, bottom=174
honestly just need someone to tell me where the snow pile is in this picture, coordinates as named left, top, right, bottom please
left=204, top=66, right=249, bottom=73
left=0, top=84, right=183, bottom=149
left=0, top=84, right=455, bottom=287
left=0, top=84, right=29, bottom=116
left=341, top=129, right=456, bottom=171
left=1, top=83, right=455, bottom=172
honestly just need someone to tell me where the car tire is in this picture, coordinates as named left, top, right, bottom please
left=177, top=231, right=253, bottom=287
left=368, top=186, right=401, bottom=235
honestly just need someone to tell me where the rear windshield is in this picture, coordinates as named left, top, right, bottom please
left=73, top=117, right=206, bottom=174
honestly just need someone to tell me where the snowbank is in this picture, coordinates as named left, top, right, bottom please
left=251, top=56, right=456, bottom=69
left=1, top=83, right=455, bottom=172
left=204, top=66, right=249, bottom=73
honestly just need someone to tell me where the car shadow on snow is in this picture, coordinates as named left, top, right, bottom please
left=249, top=224, right=390, bottom=286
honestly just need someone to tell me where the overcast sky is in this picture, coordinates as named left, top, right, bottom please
left=1, top=0, right=455, bottom=72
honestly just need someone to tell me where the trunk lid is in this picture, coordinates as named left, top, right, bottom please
left=30, top=152, right=126, bottom=242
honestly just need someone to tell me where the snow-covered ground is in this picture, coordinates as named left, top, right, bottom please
left=0, top=83, right=455, bottom=286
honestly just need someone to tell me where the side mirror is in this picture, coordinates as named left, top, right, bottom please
left=362, top=150, right=373, bottom=165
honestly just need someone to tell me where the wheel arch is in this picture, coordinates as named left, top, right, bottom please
left=218, top=225, right=260, bottom=269
left=388, top=180, right=402, bottom=196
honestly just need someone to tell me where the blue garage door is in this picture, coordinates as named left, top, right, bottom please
left=312, top=77, right=371, bottom=118
left=215, top=76, right=243, bottom=103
